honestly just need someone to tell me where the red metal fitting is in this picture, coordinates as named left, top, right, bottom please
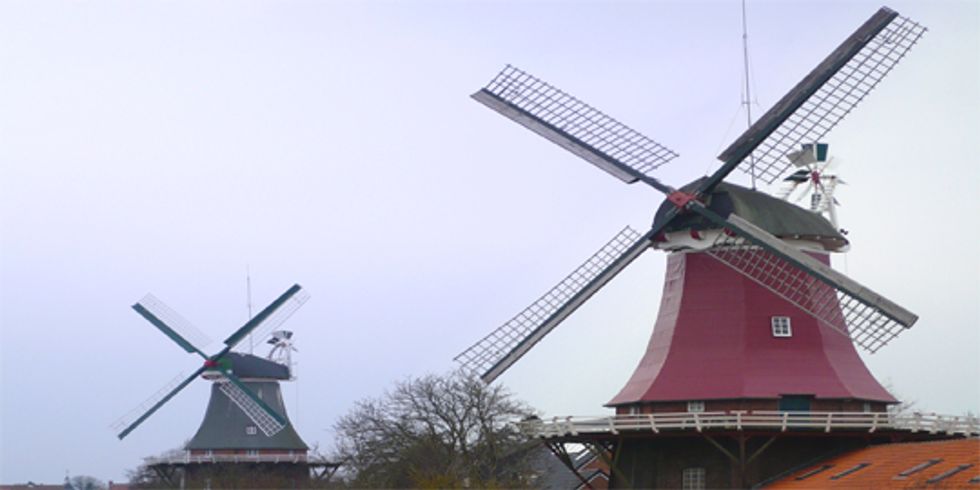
left=667, top=191, right=697, bottom=209
left=204, top=359, right=217, bottom=368
left=690, top=229, right=703, bottom=240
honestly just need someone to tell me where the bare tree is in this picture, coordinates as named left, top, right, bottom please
left=883, top=381, right=919, bottom=416
left=331, top=371, right=539, bottom=488
left=69, top=475, right=106, bottom=490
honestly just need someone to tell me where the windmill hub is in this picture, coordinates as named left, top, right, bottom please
left=665, top=190, right=699, bottom=210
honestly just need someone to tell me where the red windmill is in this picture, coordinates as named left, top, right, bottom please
left=455, top=6, right=975, bottom=488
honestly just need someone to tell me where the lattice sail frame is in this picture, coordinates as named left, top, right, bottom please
left=218, top=379, right=286, bottom=437
left=243, top=288, right=310, bottom=346
left=110, top=372, right=188, bottom=433
left=137, top=294, right=213, bottom=351
left=733, top=14, right=926, bottom=184
left=455, top=226, right=644, bottom=378
left=706, top=232, right=907, bottom=353
left=477, top=65, right=679, bottom=182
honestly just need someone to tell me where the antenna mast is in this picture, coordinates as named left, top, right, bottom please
left=741, top=0, right=757, bottom=190
left=246, top=265, right=254, bottom=354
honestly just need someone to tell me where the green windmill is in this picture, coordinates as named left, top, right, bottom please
left=112, top=284, right=309, bottom=440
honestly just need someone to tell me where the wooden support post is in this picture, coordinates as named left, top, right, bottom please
left=150, top=463, right=179, bottom=488
left=738, top=434, right=748, bottom=488
left=545, top=441, right=596, bottom=490
left=746, top=436, right=778, bottom=464
left=701, top=434, right=738, bottom=463
left=585, top=441, right=633, bottom=489
left=311, top=463, right=341, bottom=482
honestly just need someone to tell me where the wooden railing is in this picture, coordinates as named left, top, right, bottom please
left=145, top=452, right=309, bottom=465
left=522, top=411, right=980, bottom=438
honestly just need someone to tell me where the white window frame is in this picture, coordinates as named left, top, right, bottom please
left=245, top=425, right=258, bottom=435
left=687, top=401, right=705, bottom=413
left=863, top=402, right=872, bottom=413
left=682, top=467, right=706, bottom=490
left=628, top=405, right=640, bottom=415
left=771, top=316, right=793, bottom=337
left=245, top=449, right=259, bottom=457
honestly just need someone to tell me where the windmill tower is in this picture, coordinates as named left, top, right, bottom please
left=113, top=284, right=337, bottom=487
left=453, top=7, right=974, bottom=489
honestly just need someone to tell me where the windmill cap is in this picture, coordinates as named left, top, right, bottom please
left=218, top=352, right=291, bottom=380
left=655, top=178, right=848, bottom=252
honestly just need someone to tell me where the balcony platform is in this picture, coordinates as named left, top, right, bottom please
left=528, top=411, right=978, bottom=489
left=525, top=411, right=980, bottom=440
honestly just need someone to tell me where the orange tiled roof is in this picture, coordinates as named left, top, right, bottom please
left=766, top=437, right=980, bottom=489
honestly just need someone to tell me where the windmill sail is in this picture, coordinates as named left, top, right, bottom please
left=698, top=211, right=917, bottom=352
left=716, top=8, right=926, bottom=185
left=113, top=366, right=208, bottom=439
left=473, top=65, right=678, bottom=187
left=224, top=284, right=309, bottom=348
left=218, top=376, right=287, bottom=437
left=133, top=294, right=212, bottom=357
left=455, top=226, right=651, bottom=383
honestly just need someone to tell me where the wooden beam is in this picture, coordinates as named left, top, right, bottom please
left=747, top=436, right=779, bottom=464
left=545, top=441, right=596, bottom=490
left=584, top=441, right=633, bottom=489
left=701, top=434, right=738, bottom=463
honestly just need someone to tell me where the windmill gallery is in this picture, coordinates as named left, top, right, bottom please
left=107, top=5, right=978, bottom=489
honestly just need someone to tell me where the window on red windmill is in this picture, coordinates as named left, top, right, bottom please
left=245, top=425, right=257, bottom=435
left=682, top=467, right=705, bottom=490
left=687, top=401, right=705, bottom=413
left=771, top=316, right=792, bottom=337
left=246, top=449, right=259, bottom=457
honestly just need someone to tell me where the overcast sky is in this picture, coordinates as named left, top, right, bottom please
left=1, top=0, right=977, bottom=484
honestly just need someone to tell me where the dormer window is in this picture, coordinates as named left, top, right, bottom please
left=245, top=426, right=258, bottom=435
left=771, top=316, right=792, bottom=337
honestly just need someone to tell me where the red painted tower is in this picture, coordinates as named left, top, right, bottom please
left=607, top=181, right=896, bottom=415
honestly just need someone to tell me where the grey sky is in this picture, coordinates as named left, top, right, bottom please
left=1, top=0, right=977, bottom=484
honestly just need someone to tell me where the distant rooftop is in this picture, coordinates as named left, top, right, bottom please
left=765, top=437, right=980, bottom=488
